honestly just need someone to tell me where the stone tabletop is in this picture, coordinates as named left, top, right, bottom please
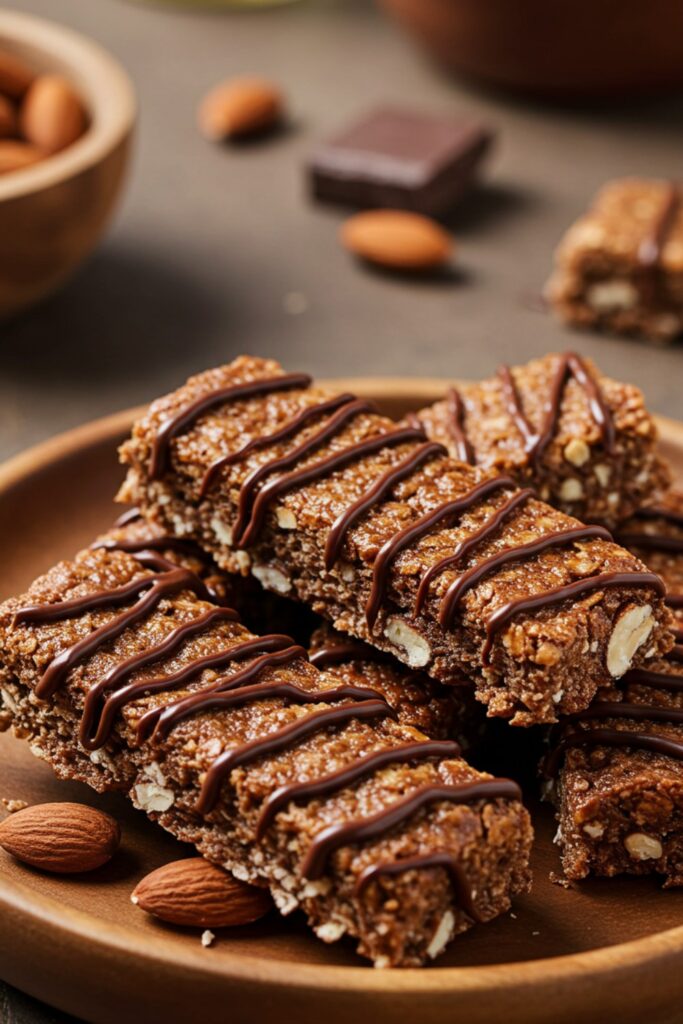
left=1, top=0, right=682, bottom=1018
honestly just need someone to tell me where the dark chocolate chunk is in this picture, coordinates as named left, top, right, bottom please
left=308, top=106, right=493, bottom=217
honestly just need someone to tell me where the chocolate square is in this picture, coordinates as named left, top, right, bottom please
left=308, top=106, right=493, bottom=217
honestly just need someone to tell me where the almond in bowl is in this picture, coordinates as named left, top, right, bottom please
left=0, top=9, right=135, bottom=319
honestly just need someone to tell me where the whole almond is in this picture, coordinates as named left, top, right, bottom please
left=341, top=209, right=453, bottom=271
left=0, top=95, right=17, bottom=139
left=20, top=74, right=87, bottom=155
left=132, top=857, right=272, bottom=928
left=0, top=49, right=35, bottom=99
left=198, top=77, right=283, bottom=141
left=0, top=802, right=121, bottom=873
left=0, top=140, right=42, bottom=176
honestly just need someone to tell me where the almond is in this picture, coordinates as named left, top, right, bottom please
left=20, top=74, right=87, bottom=155
left=0, top=94, right=17, bottom=139
left=0, top=140, right=43, bottom=176
left=341, top=209, right=453, bottom=271
left=131, top=857, right=272, bottom=928
left=0, top=802, right=121, bottom=873
left=0, top=49, right=35, bottom=99
left=198, top=77, right=283, bottom=141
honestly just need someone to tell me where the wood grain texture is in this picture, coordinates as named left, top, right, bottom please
left=0, top=10, right=135, bottom=318
left=0, top=381, right=682, bottom=1024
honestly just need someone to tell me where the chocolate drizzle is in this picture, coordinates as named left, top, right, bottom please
left=310, top=640, right=392, bottom=669
left=415, top=488, right=535, bottom=616
left=445, top=387, right=475, bottom=465
left=497, top=352, right=615, bottom=466
left=365, top=476, right=516, bottom=631
left=236, top=425, right=425, bottom=550
left=199, top=392, right=356, bottom=498
left=637, top=182, right=680, bottom=302
left=543, top=727, right=683, bottom=779
left=196, top=699, right=394, bottom=815
left=615, top=504, right=683, bottom=616
left=149, top=372, right=312, bottom=479
left=354, top=852, right=480, bottom=921
left=14, top=568, right=208, bottom=700
left=113, top=506, right=143, bottom=528
left=300, top=778, right=521, bottom=880
left=615, top=532, right=683, bottom=555
left=439, top=524, right=612, bottom=631
left=483, top=571, right=665, bottom=664
left=255, top=739, right=460, bottom=841
left=324, top=440, right=446, bottom=571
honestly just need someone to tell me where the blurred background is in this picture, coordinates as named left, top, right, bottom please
left=1, top=0, right=682, bottom=469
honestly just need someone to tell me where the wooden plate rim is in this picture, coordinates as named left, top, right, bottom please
left=1, top=376, right=683, bottom=998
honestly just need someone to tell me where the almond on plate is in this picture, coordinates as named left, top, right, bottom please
left=198, top=77, right=283, bottom=141
left=131, top=857, right=273, bottom=928
left=340, top=209, right=454, bottom=271
left=0, top=802, right=121, bottom=873
left=20, top=74, right=87, bottom=154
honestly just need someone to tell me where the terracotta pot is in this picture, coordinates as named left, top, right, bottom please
left=0, top=10, right=136, bottom=319
left=378, top=0, right=683, bottom=98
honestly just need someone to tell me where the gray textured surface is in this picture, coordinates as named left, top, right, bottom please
left=1, top=0, right=682, bottom=1019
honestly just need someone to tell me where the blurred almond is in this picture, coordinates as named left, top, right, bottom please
left=0, top=802, right=121, bottom=873
left=132, top=857, right=272, bottom=928
left=0, top=140, right=42, bottom=175
left=0, top=95, right=17, bottom=139
left=0, top=49, right=35, bottom=98
left=20, top=74, right=87, bottom=154
left=341, top=209, right=453, bottom=271
left=198, top=77, right=283, bottom=141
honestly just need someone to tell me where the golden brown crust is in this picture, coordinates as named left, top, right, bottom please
left=118, top=356, right=671, bottom=725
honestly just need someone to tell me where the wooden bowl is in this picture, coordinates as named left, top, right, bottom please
left=1, top=381, right=683, bottom=1024
left=377, top=0, right=683, bottom=98
left=0, top=10, right=135, bottom=319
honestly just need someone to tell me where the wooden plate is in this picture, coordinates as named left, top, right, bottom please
left=1, top=379, right=682, bottom=1024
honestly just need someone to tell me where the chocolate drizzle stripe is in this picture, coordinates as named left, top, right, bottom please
left=439, top=524, right=612, bottom=630
left=615, top=532, right=683, bottom=554
left=196, top=700, right=393, bottom=815
left=80, top=606, right=239, bottom=748
left=135, top=641, right=306, bottom=742
left=113, top=507, right=143, bottom=528
left=300, top=778, right=521, bottom=880
left=445, top=387, right=475, bottom=465
left=365, top=476, right=516, bottom=631
left=497, top=352, right=615, bottom=465
left=675, top=628, right=683, bottom=643
left=670, top=645, right=683, bottom=663
left=414, top=488, right=535, bottom=616
left=637, top=182, right=680, bottom=271
left=568, top=701, right=683, bottom=725
left=148, top=681, right=387, bottom=744
left=232, top=398, right=374, bottom=545
left=93, top=534, right=204, bottom=558
left=14, top=569, right=206, bottom=700
left=634, top=504, right=683, bottom=528
left=483, top=571, right=665, bottom=664
left=354, top=852, right=480, bottom=922
left=149, top=372, right=312, bottom=479
left=543, top=727, right=683, bottom=778
left=237, top=425, right=426, bottom=550
left=83, top=631, right=296, bottom=750
left=199, top=392, right=356, bottom=498
left=324, top=440, right=446, bottom=571
left=255, top=740, right=460, bottom=841
left=668, top=594, right=683, bottom=609
left=623, top=667, right=683, bottom=691
left=310, top=641, right=392, bottom=669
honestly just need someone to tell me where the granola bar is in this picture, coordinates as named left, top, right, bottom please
left=413, top=352, right=670, bottom=526
left=0, top=544, right=532, bottom=967
left=118, top=355, right=672, bottom=726
left=545, top=178, right=683, bottom=344
left=547, top=491, right=683, bottom=883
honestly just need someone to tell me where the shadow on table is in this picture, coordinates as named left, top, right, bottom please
left=0, top=980, right=83, bottom=1024
left=0, top=241, right=230, bottom=388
